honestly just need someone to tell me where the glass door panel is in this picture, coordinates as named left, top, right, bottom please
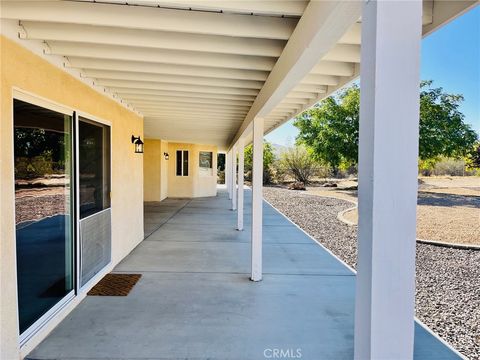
left=14, top=99, right=74, bottom=334
left=78, top=117, right=111, bottom=287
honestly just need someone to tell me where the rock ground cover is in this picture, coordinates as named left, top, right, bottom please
left=263, top=186, right=480, bottom=359
left=305, top=177, right=480, bottom=246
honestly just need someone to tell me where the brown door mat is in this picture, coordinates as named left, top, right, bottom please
left=87, top=273, right=142, bottom=296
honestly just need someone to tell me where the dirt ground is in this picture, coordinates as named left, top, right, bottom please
left=306, top=176, right=480, bottom=246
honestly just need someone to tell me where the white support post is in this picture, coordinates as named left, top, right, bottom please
left=354, top=1, right=422, bottom=360
left=237, top=138, right=245, bottom=230
left=251, top=117, right=264, bottom=281
left=226, top=150, right=232, bottom=200
left=232, top=146, right=237, bottom=210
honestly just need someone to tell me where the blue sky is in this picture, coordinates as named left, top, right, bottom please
left=266, top=6, right=480, bottom=146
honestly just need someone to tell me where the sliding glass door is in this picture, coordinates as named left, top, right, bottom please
left=14, top=99, right=74, bottom=336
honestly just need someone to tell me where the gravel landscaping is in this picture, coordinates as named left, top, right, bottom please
left=263, top=186, right=480, bottom=359
left=339, top=192, right=480, bottom=246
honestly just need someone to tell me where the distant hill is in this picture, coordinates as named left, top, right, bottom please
left=270, top=143, right=289, bottom=158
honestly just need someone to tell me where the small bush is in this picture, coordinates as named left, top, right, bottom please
left=280, top=146, right=319, bottom=184
left=432, top=158, right=465, bottom=176
left=217, top=169, right=225, bottom=184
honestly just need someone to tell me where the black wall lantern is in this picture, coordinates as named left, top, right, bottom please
left=164, top=152, right=170, bottom=160
left=131, top=135, right=144, bottom=154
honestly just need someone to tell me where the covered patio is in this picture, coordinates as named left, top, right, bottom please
left=1, top=1, right=478, bottom=359
left=27, top=189, right=460, bottom=360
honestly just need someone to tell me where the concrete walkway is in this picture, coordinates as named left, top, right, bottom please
left=28, top=189, right=461, bottom=359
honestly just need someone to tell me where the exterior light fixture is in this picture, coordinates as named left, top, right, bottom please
left=164, top=152, right=170, bottom=160
left=131, top=135, right=144, bottom=154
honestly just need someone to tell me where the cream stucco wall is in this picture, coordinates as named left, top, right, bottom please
left=143, top=139, right=162, bottom=201
left=0, top=36, right=144, bottom=359
left=167, top=143, right=217, bottom=198
left=143, top=139, right=169, bottom=202
left=160, top=140, right=169, bottom=200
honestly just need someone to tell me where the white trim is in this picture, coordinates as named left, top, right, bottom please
left=74, top=112, right=81, bottom=294
left=19, top=291, right=75, bottom=347
left=79, top=261, right=114, bottom=294
left=13, top=87, right=74, bottom=116
left=77, top=110, right=112, bottom=127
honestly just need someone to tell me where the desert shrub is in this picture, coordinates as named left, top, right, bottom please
left=271, top=160, right=289, bottom=183
left=244, top=141, right=275, bottom=184
left=280, top=146, right=319, bottom=184
left=432, top=158, right=465, bottom=176
left=15, top=155, right=54, bottom=179
left=217, top=169, right=225, bottom=184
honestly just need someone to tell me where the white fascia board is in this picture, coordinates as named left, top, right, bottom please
left=301, top=74, right=340, bottom=86
left=46, top=41, right=276, bottom=71
left=338, top=22, right=362, bottom=45
left=292, top=84, right=328, bottom=93
left=139, top=107, right=247, bottom=115
left=20, top=21, right=286, bottom=57
left=229, top=0, right=362, bottom=148
left=286, top=91, right=318, bottom=99
left=120, top=95, right=253, bottom=107
left=2, top=1, right=297, bottom=40
left=94, top=79, right=260, bottom=96
left=66, top=58, right=269, bottom=82
left=117, top=0, right=308, bottom=17
left=422, top=0, right=479, bottom=36
left=128, top=102, right=250, bottom=112
left=322, top=44, right=361, bottom=63
left=311, top=60, right=356, bottom=77
left=81, top=69, right=264, bottom=90
left=110, top=88, right=256, bottom=102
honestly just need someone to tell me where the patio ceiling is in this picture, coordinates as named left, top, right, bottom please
left=1, top=0, right=477, bottom=148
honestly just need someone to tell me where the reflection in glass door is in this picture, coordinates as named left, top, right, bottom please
left=14, top=99, right=74, bottom=336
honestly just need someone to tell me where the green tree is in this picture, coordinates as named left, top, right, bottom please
left=466, top=142, right=480, bottom=170
left=419, top=80, right=478, bottom=160
left=244, top=141, right=275, bottom=184
left=293, top=85, right=359, bottom=175
left=294, top=81, right=478, bottom=173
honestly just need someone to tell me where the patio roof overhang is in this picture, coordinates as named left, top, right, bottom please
left=1, top=0, right=476, bottom=149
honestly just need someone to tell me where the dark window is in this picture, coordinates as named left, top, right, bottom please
left=176, top=150, right=189, bottom=176
left=79, top=118, right=111, bottom=218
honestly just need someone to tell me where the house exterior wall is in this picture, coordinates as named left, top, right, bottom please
left=167, top=143, right=217, bottom=198
left=0, top=36, right=144, bottom=359
left=143, top=139, right=162, bottom=201
left=160, top=140, right=169, bottom=200
left=143, top=138, right=171, bottom=202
